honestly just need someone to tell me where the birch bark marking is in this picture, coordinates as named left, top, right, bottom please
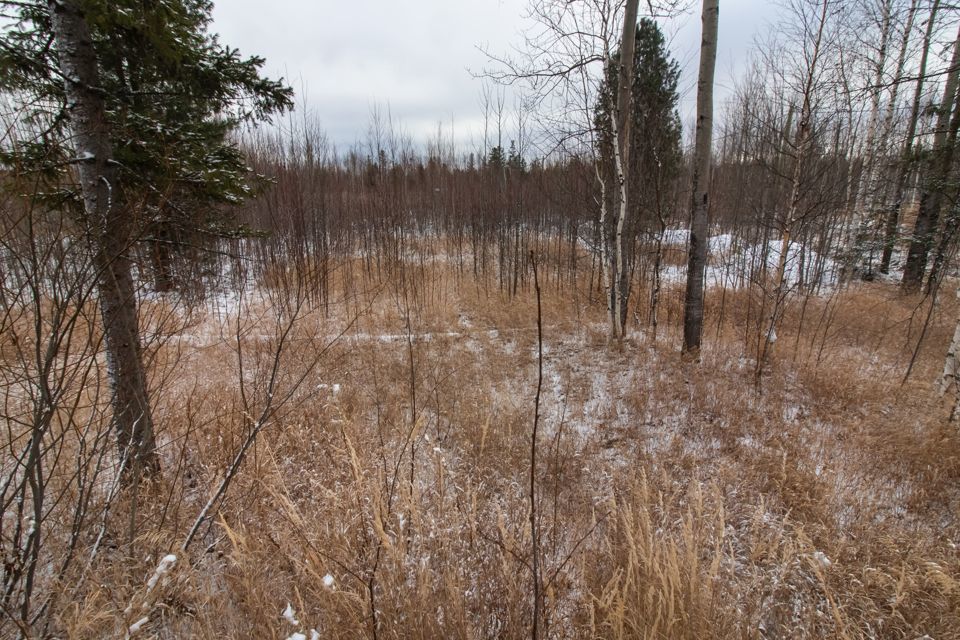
left=940, top=285, right=960, bottom=422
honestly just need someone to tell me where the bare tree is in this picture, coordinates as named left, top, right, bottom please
left=682, top=0, right=720, bottom=356
left=902, top=20, right=960, bottom=292
left=880, top=0, right=938, bottom=274
left=850, top=0, right=894, bottom=225
left=755, top=0, right=841, bottom=383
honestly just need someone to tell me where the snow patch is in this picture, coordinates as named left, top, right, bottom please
left=659, top=230, right=839, bottom=292
left=282, top=602, right=300, bottom=626
left=812, top=551, right=832, bottom=568
left=126, top=616, right=150, bottom=638
left=145, top=554, right=177, bottom=593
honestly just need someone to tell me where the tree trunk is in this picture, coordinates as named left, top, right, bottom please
left=878, top=0, right=919, bottom=184
left=852, top=0, right=892, bottom=222
left=940, top=284, right=960, bottom=422
left=902, top=21, right=960, bottom=292
left=48, top=0, right=159, bottom=476
left=880, top=0, right=937, bottom=274
left=926, top=187, right=960, bottom=292
left=608, top=0, right=639, bottom=341
left=682, top=0, right=720, bottom=356
left=595, top=163, right=612, bottom=331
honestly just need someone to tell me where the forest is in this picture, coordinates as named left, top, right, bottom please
left=1, top=0, right=960, bottom=638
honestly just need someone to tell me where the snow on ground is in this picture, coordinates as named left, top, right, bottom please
left=156, top=228, right=844, bottom=353
left=660, top=229, right=840, bottom=290
left=659, top=229, right=732, bottom=253
left=281, top=603, right=299, bottom=626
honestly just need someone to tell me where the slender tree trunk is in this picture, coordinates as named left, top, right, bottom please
left=902, top=21, right=960, bottom=292
left=682, top=0, right=720, bottom=356
left=941, top=284, right=960, bottom=380
left=48, top=0, right=159, bottom=476
left=878, top=0, right=919, bottom=185
left=609, top=0, right=639, bottom=341
left=649, top=179, right=668, bottom=342
left=595, top=163, right=612, bottom=330
left=852, top=0, right=893, bottom=224
left=940, top=284, right=960, bottom=422
left=881, top=0, right=936, bottom=274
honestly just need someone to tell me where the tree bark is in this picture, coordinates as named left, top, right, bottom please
left=682, top=0, right=719, bottom=356
left=48, top=0, right=159, bottom=476
left=902, top=21, right=960, bottom=292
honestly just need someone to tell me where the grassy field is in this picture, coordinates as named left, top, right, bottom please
left=20, top=251, right=960, bottom=639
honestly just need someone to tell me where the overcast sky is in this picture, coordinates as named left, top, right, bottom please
left=211, top=0, right=785, bottom=154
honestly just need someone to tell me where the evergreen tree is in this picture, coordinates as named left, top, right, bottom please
left=0, top=0, right=292, bottom=474
left=507, top=140, right=527, bottom=173
left=3, top=0, right=293, bottom=291
left=594, top=18, right=682, bottom=327
left=488, top=144, right=506, bottom=171
left=595, top=18, right=682, bottom=223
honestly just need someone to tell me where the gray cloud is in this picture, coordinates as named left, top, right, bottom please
left=212, top=0, right=784, bottom=153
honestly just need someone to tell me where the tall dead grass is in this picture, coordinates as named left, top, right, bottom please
left=8, top=251, right=960, bottom=639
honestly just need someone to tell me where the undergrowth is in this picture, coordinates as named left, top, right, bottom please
left=7, top=257, right=960, bottom=639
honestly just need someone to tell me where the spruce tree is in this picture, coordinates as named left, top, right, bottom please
left=594, top=18, right=682, bottom=328
left=488, top=145, right=506, bottom=171
left=507, top=140, right=527, bottom=173
left=0, top=0, right=292, bottom=474
left=596, top=18, right=682, bottom=220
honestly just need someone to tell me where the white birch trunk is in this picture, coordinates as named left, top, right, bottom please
left=940, top=285, right=960, bottom=422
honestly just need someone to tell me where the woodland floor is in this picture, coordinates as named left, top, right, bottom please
left=45, top=252, right=960, bottom=639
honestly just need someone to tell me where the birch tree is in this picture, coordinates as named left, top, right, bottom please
left=901, top=21, right=960, bottom=292
left=939, top=284, right=960, bottom=422
left=880, top=0, right=938, bottom=274
left=851, top=0, right=894, bottom=226
left=611, top=0, right=639, bottom=340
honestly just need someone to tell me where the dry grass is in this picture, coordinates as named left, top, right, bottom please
left=9, top=251, right=960, bottom=639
